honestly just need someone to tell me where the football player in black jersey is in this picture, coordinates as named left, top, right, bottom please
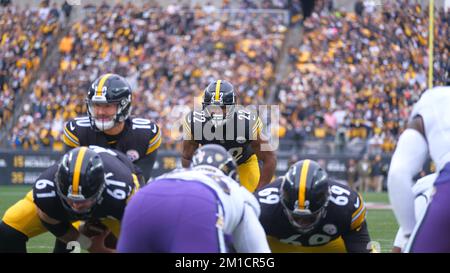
left=255, top=159, right=372, bottom=253
left=63, top=73, right=161, bottom=183
left=0, top=146, right=139, bottom=253
left=7, top=73, right=159, bottom=253
left=181, top=80, right=276, bottom=192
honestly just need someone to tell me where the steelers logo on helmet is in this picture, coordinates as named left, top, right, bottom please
left=55, top=147, right=106, bottom=219
left=86, top=73, right=132, bottom=132
left=280, top=159, right=330, bottom=233
left=202, top=80, right=236, bottom=127
left=191, top=144, right=239, bottom=182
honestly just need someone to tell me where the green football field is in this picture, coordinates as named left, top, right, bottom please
left=0, top=185, right=398, bottom=253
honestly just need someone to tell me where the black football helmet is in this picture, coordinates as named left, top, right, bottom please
left=280, top=159, right=330, bottom=233
left=202, top=80, right=236, bottom=126
left=55, top=147, right=106, bottom=219
left=86, top=73, right=132, bottom=131
left=191, top=144, right=239, bottom=182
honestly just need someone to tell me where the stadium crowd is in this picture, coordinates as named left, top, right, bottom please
left=7, top=1, right=287, bottom=151
left=0, top=0, right=60, bottom=130
left=2, top=1, right=449, bottom=192
left=275, top=0, right=449, bottom=156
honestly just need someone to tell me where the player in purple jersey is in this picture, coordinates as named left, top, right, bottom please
left=402, top=66, right=450, bottom=252
left=117, top=144, right=270, bottom=253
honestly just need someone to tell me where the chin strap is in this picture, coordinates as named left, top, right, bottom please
left=94, top=119, right=115, bottom=131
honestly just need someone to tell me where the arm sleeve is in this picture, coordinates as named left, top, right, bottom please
left=343, top=221, right=371, bottom=253
left=387, top=128, right=428, bottom=235
left=393, top=227, right=408, bottom=250
left=40, top=219, right=72, bottom=238
left=232, top=204, right=271, bottom=253
left=145, top=126, right=162, bottom=156
left=134, top=149, right=158, bottom=182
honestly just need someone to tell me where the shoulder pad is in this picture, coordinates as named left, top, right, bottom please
left=63, top=119, right=81, bottom=148
left=327, top=181, right=367, bottom=230
left=350, top=192, right=366, bottom=230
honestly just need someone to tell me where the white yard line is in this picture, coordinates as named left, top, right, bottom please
left=365, top=202, right=392, bottom=210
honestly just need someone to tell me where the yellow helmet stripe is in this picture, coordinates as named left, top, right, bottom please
left=96, top=73, right=113, bottom=97
left=127, top=174, right=140, bottom=204
left=72, top=147, right=88, bottom=195
left=298, top=159, right=311, bottom=209
left=215, top=80, right=222, bottom=101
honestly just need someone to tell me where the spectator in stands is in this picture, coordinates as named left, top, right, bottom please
left=6, top=2, right=286, bottom=150
left=354, top=0, right=364, bottom=17
left=3, top=0, right=448, bottom=158
left=347, top=158, right=358, bottom=190
left=62, top=1, right=73, bottom=23
left=356, top=154, right=371, bottom=192
left=0, top=3, right=60, bottom=130
left=0, top=0, right=11, bottom=7
left=370, top=154, right=384, bottom=192
left=276, top=0, right=448, bottom=154
left=49, top=3, right=60, bottom=20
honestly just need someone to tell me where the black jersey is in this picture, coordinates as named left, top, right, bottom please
left=63, top=116, right=161, bottom=163
left=183, top=106, right=263, bottom=165
left=33, top=148, right=138, bottom=222
left=256, top=178, right=370, bottom=252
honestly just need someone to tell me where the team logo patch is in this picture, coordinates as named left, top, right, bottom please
left=236, top=136, right=246, bottom=144
left=126, top=150, right=140, bottom=162
left=323, top=224, right=337, bottom=235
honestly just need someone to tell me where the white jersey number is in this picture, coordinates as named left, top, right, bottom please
left=329, top=185, right=351, bottom=206
left=257, top=187, right=280, bottom=204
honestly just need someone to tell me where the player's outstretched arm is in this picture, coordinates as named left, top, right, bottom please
left=232, top=204, right=271, bottom=253
left=36, top=208, right=114, bottom=253
left=182, top=139, right=199, bottom=168
left=387, top=116, right=428, bottom=237
left=135, top=149, right=158, bottom=182
left=251, top=135, right=276, bottom=189
left=343, top=221, right=372, bottom=253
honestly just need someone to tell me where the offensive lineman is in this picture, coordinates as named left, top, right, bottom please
left=256, top=159, right=372, bottom=253
left=0, top=146, right=139, bottom=252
